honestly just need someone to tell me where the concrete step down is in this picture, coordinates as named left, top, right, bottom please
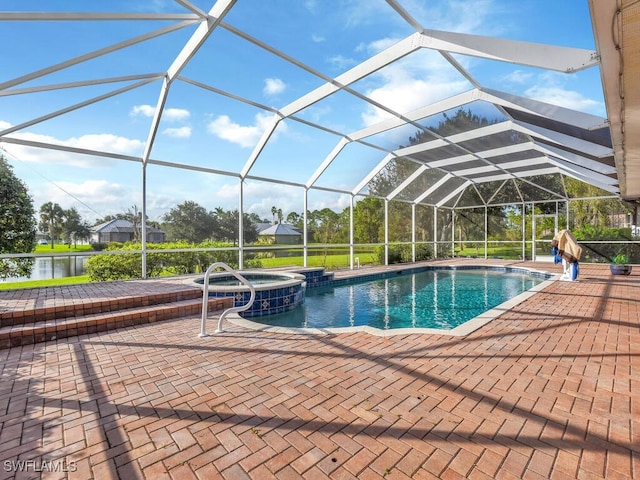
left=0, top=296, right=233, bottom=349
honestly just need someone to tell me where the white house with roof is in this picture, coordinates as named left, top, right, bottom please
left=91, top=219, right=165, bottom=244
left=257, top=222, right=302, bottom=244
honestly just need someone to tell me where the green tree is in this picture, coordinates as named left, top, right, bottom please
left=121, top=205, right=143, bottom=241
left=39, top=201, right=65, bottom=248
left=162, top=201, right=216, bottom=243
left=285, top=211, right=303, bottom=229
left=353, top=197, right=384, bottom=243
left=565, top=177, right=627, bottom=228
left=62, top=207, right=91, bottom=246
left=0, top=156, right=37, bottom=279
left=212, top=208, right=259, bottom=245
left=94, top=214, right=118, bottom=225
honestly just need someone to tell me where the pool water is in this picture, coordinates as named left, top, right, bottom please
left=257, top=269, right=546, bottom=330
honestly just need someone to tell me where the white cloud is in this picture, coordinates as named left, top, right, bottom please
left=164, top=108, right=190, bottom=122
left=327, top=54, right=358, bottom=70
left=68, top=134, right=144, bottom=153
left=358, top=37, right=400, bottom=54
left=524, top=86, right=602, bottom=113
left=500, top=70, right=604, bottom=114
left=311, top=34, right=325, bottom=43
left=243, top=182, right=304, bottom=219
left=502, top=70, right=534, bottom=84
left=360, top=52, right=469, bottom=126
left=130, top=104, right=156, bottom=117
left=207, top=112, right=284, bottom=148
left=46, top=179, right=125, bottom=205
left=34, top=179, right=133, bottom=223
left=396, top=0, right=503, bottom=35
left=263, top=78, right=286, bottom=97
left=162, top=126, right=192, bottom=138
left=131, top=105, right=190, bottom=122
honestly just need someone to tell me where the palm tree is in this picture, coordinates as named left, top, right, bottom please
left=39, top=202, right=64, bottom=248
left=271, top=206, right=277, bottom=223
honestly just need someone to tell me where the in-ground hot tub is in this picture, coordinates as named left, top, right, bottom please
left=192, top=270, right=306, bottom=317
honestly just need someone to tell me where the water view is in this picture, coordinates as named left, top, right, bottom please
left=0, top=256, right=88, bottom=283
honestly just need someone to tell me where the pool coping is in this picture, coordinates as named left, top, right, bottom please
left=225, top=264, right=559, bottom=336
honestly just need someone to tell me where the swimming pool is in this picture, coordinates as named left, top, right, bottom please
left=237, top=267, right=552, bottom=335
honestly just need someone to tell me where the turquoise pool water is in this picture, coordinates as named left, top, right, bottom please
left=256, top=268, right=546, bottom=330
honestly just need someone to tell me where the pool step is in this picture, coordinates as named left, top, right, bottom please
left=0, top=288, right=204, bottom=327
left=0, top=295, right=233, bottom=349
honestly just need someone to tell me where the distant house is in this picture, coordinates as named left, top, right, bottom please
left=91, top=219, right=165, bottom=244
left=257, top=222, right=302, bottom=244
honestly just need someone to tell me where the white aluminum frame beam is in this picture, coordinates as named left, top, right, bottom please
left=306, top=137, right=350, bottom=188
left=535, top=143, right=616, bottom=175
left=0, top=78, right=157, bottom=137
left=0, top=21, right=197, bottom=92
left=142, top=1, right=236, bottom=165
left=436, top=181, right=471, bottom=207
left=411, top=141, right=535, bottom=169
left=0, top=73, right=164, bottom=97
left=0, top=136, right=141, bottom=163
left=386, top=165, right=429, bottom=200
left=348, top=89, right=479, bottom=142
left=352, top=154, right=395, bottom=195
left=513, top=121, right=613, bottom=158
left=417, top=29, right=597, bottom=73
left=453, top=157, right=550, bottom=177
left=480, top=88, right=608, bottom=129
left=0, top=12, right=200, bottom=21
left=546, top=156, right=618, bottom=187
left=413, top=174, right=452, bottom=204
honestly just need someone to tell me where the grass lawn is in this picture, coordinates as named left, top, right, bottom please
left=258, top=252, right=378, bottom=270
left=456, top=245, right=522, bottom=259
left=0, top=275, right=91, bottom=290
left=34, top=244, right=93, bottom=254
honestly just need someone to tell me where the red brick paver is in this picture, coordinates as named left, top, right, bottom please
left=0, top=261, right=638, bottom=479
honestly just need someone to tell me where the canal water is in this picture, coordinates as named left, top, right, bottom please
left=0, top=256, right=88, bottom=283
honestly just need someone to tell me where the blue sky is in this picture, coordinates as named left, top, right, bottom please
left=0, top=0, right=605, bottom=224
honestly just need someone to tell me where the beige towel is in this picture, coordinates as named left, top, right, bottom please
left=551, top=229, right=582, bottom=263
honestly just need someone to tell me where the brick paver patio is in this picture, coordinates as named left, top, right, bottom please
left=0, top=260, right=638, bottom=479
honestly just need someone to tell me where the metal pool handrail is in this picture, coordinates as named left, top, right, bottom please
left=199, top=262, right=256, bottom=337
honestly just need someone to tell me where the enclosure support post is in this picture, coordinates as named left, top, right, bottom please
left=238, top=178, right=244, bottom=270
left=484, top=205, right=488, bottom=259
left=521, top=203, right=526, bottom=261
left=532, top=209, right=537, bottom=262
left=451, top=209, right=455, bottom=258
left=349, top=195, right=355, bottom=269
left=303, top=189, right=308, bottom=268
left=384, top=199, right=389, bottom=266
left=433, top=206, right=438, bottom=259
left=411, top=203, right=416, bottom=262
left=566, top=200, right=570, bottom=230
left=141, top=162, right=147, bottom=279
